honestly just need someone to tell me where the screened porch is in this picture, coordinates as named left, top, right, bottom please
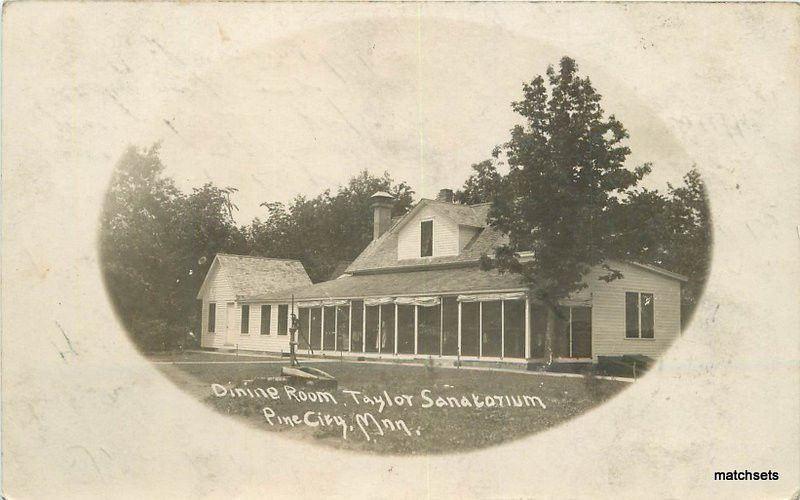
left=294, top=293, right=593, bottom=361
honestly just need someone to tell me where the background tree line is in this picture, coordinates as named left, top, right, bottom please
left=100, top=147, right=413, bottom=351
left=101, top=56, right=710, bottom=353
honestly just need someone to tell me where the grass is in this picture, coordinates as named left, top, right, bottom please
left=153, top=351, right=630, bottom=455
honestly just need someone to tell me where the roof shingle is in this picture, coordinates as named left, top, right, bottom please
left=216, top=254, right=312, bottom=299
left=249, top=265, right=528, bottom=302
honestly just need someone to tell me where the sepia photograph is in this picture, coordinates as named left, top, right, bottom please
left=100, top=54, right=710, bottom=454
left=2, top=2, right=798, bottom=498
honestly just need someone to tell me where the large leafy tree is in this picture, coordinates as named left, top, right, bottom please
left=100, top=145, right=247, bottom=351
left=483, top=57, right=651, bottom=362
left=454, top=159, right=504, bottom=205
left=612, top=169, right=711, bottom=322
left=248, top=171, right=414, bottom=282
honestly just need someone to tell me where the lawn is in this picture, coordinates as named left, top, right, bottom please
left=153, top=351, right=630, bottom=455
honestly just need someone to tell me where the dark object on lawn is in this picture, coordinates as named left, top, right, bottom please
left=280, top=365, right=338, bottom=390
left=597, top=355, right=655, bottom=379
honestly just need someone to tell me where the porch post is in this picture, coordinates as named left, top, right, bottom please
left=414, top=305, right=418, bottom=355
left=457, top=301, right=462, bottom=357
left=569, top=307, right=574, bottom=358
left=307, top=307, right=312, bottom=353
left=394, top=303, right=398, bottom=355
left=377, top=305, right=382, bottom=355
left=334, top=305, right=338, bottom=352
left=501, top=300, right=505, bottom=360
left=348, top=301, right=353, bottom=352
left=478, top=301, right=483, bottom=358
left=439, top=297, right=443, bottom=357
left=525, top=297, right=531, bottom=359
left=320, top=306, right=325, bottom=352
left=362, top=301, right=366, bottom=353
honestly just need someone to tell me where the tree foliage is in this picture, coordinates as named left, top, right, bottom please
left=100, top=147, right=414, bottom=350
left=100, top=145, right=248, bottom=351
left=612, top=169, right=711, bottom=316
left=484, top=56, right=650, bottom=302
left=454, top=159, right=504, bottom=205
left=248, top=171, right=414, bottom=282
left=459, top=57, right=711, bottom=331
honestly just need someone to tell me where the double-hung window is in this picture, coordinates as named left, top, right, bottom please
left=241, top=304, right=250, bottom=334
left=278, top=305, right=289, bottom=335
left=208, top=303, right=216, bottom=333
left=625, top=292, right=654, bottom=339
left=260, top=305, right=271, bottom=335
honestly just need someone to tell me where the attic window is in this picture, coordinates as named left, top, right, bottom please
left=420, top=220, right=433, bottom=257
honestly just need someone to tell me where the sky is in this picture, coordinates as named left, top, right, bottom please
left=144, top=14, right=693, bottom=224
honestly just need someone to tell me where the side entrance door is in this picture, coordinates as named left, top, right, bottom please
left=225, top=302, right=236, bottom=345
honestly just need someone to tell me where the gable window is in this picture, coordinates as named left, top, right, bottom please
left=278, top=304, right=289, bottom=335
left=260, top=305, right=271, bottom=335
left=420, top=219, right=433, bottom=257
left=208, top=303, right=216, bottom=333
left=241, top=304, right=250, bottom=334
left=625, top=292, right=655, bottom=339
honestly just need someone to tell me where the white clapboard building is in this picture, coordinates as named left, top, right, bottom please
left=197, top=190, right=687, bottom=364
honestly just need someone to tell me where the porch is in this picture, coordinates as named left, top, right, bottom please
left=294, top=293, right=593, bottom=363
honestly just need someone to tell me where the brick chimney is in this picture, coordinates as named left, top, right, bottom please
left=370, top=191, right=395, bottom=240
left=436, top=188, right=454, bottom=203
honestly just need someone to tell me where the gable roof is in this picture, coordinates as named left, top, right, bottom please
left=196, top=253, right=312, bottom=300
left=346, top=200, right=502, bottom=274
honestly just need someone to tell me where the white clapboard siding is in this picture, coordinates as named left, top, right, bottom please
left=200, top=263, right=235, bottom=349
left=584, top=261, right=682, bottom=360
left=199, top=263, right=292, bottom=353
left=397, top=204, right=460, bottom=259
left=221, top=302, right=292, bottom=353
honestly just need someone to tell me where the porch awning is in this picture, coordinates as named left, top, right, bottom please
left=457, top=291, right=527, bottom=302
left=394, top=296, right=441, bottom=307
left=363, top=297, right=395, bottom=307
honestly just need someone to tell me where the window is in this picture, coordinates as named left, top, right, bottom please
left=530, top=304, right=548, bottom=358
left=365, top=306, right=379, bottom=353
left=380, top=304, right=395, bottom=354
left=626, top=292, right=655, bottom=339
left=442, top=297, right=459, bottom=356
left=336, top=304, right=350, bottom=352
left=460, top=302, right=480, bottom=356
left=351, top=301, right=364, bottom=352
left=481, top=301, right=502, bottom=357
left=418, top=304, right=441, bottom=355
left=396, top=304, right=415, bottom=354
left=298, top=308, right=309, bottom=346
left=420, top=220, right=433, bottom=257
left=555, top=306, right=592, bottom=357
left=641, top=293, right=654, bottom=338
left=240, top=304, right=250, bottom=334
left=503, top=299, right=526, bottom=359
left=208, top=303, right=216, bottom=333
left=260, top=305, right=271, bottom=335
left=309, top=308, right=322, bottom=349
left=323, top=306, right=336, bottom=350
left=278, top=304, right=289, bottom=335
